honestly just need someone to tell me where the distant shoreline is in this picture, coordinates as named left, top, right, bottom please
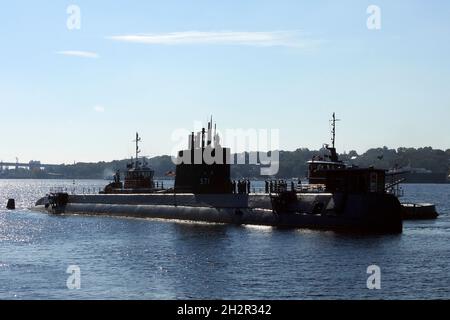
left=1, top=147, right=449, bottom=182
left=0, top=177, right=176, bottom=181
left=0, top=177, right=448, bottom=184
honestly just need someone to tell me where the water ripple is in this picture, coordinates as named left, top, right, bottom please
left=0, top=180, right=449, bottom=299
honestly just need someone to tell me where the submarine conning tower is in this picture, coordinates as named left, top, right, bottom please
left=174, top=118, right=233, bottom=194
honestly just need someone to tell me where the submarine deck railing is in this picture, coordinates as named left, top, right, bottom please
left=48, top=183, right=329, bottom=195
left=48, top=180, right=172, bottom=195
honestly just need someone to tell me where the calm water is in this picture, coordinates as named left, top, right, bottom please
left=0, top=179, right=449, bottom=300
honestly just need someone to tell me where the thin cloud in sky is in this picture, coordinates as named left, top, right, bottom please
left=56, top=51, right=100, bottom=59
left=108, top=31, right=318, bottom=48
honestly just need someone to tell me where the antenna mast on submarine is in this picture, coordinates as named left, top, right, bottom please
left=207, top=115, right=213, bottom=146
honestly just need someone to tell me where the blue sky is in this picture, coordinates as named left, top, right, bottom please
left=0, top=0, right=449, bottom=164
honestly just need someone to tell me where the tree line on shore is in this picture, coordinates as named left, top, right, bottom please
left=1, top=147, right=449, bottom=179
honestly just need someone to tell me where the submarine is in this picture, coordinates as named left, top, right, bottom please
left=35, top=115, right=403, bottom=234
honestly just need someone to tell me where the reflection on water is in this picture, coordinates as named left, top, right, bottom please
left=0, top=179, right=449, bottom=299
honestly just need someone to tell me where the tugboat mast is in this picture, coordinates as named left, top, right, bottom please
left=323, top=113, right=340, bottom=163
left=331, top=112, right=340, bottom=149
left=133, top=132, right=141, bottom=168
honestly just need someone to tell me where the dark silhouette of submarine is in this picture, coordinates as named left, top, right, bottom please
left=35, top=115, right=403, bottom=234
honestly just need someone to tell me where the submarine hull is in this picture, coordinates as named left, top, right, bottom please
left=35, top=192, right=403, bottom=234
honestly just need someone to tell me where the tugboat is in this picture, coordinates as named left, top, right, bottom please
left=35, top=115, right=403, bottom=233
left=102, top=133, right=163, bottom=194
left=307, top=113, right=346, bottom=184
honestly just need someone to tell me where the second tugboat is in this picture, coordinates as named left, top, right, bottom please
left=36, top=115, right=403, bottom=233
left=102, top=133, right=164, bottom=194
